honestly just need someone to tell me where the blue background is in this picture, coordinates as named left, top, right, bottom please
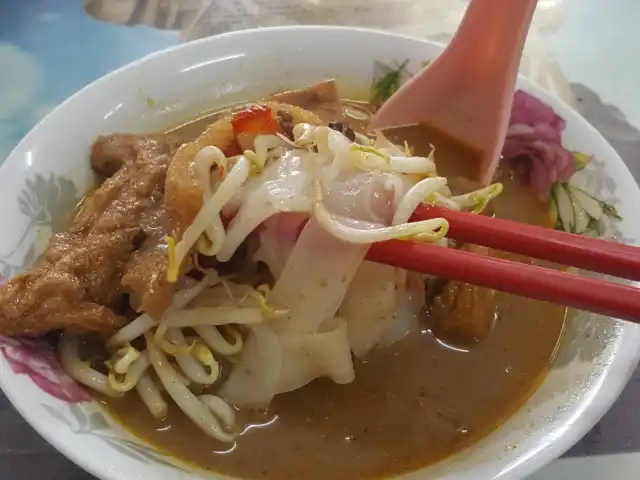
left=0, top=0, right=178, bottom=161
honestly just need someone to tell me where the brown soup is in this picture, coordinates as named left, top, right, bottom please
left=99, top=102, right=565, bottom=479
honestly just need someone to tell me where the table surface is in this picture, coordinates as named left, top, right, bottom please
left=1, top=1, right=640, bottom=478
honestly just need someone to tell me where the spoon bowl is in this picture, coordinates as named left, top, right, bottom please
left=369, top=0, right=538, bottom=184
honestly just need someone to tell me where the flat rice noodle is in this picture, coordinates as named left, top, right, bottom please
left=267, top=168, right=404, bottom=334
left=253, top=213, right=307, bottom=280
left=166, top=102, right=323, bottom=237
left=218, top=324, right=282, bottom=408
left=220, top=318, right=355, bottom=408
left=270, top=218, right=369, bottom=334
left=338, top=261, right=399, bottom=357
left=216, top=149, right=318, bottom=262
left=277, top=317, right=355, bottom=393
left=322, top=170, right=398, bottom=226
left=378, top=289, right=422, bottom=348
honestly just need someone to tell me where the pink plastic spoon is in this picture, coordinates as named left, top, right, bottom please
left=368, top=0, right=537, bottom=184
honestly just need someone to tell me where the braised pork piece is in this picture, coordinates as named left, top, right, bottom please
left=0, top=134, right=184, bottom=335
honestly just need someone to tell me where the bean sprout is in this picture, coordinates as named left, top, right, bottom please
left=146, top=332, right=235, bottom=443
left=106, top=314, right=156, bottom=350
left=449, top=183, right=504, bottom=214
left=59, top=332, right=121, bottom=398
left=107, top=272, right=219, bottom=349
left=313, top=181, right=449, bottom=244
left=135, top=372, right=168, bottom=419
left=162, top=307, right=264, bottom=328
left=112, top=344, right=140, bottom=375
left=108, top=352, right=150, bottom=393
left=168, top=155, right=251, bottom=282
left=195, top=146, right=228, bottom=256
left=194, top=325, right=243, bottom=356
left=393, top=177, right=448, bottom=225
left=166, top=328, right=219, bottom=385
left=199, top=394, right=236, bottom=429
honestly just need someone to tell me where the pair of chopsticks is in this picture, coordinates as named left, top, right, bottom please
left=366, top=205, right=640, bottom=323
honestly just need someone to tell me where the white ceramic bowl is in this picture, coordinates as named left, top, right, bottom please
left=1, top=26, right=639, bottom=480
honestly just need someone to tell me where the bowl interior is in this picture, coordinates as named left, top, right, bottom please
left=1, top=26, right=640, bottom=480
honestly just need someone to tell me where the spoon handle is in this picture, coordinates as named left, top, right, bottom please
left=448, top=0, right=537, bottom=83
left=446, top=0, right=538, bottom=181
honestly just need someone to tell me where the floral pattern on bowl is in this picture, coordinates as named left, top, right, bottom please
left=372, top=60, right=623, bottom=239
left=0, top=29, right=638, bottom=480
left=0, top=172, right=191, bottom=471
left=0, top=335, right=90, bottom=403
left=503, top=89, right=576, bottom=201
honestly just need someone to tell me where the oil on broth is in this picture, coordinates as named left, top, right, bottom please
left=101, top=106, right=566, bottom=479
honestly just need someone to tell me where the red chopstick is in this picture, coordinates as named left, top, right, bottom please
left=367, top=240, right=640, bottom=323
left=238, top=208, right=640, bottom=322
left=411, top=205, right=640, bottom=282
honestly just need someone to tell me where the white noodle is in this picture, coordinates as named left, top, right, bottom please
left=59, top=332, right=121, bottom=398
left=146, top=332, right=235, bottom=442
left=135, top=372, right=168, bottom=419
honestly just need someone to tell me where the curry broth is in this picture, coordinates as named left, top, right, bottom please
left=100, top=106, right=566, bottom=479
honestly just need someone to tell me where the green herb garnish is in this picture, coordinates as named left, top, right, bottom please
left=370, top=59, right=409, bottom=106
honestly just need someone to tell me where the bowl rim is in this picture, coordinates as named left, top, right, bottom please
left=1, top=24, right=640, bottom=480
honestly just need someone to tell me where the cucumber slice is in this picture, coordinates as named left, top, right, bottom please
left=568, top=185, right=603, bottom=220
left=554, top=183, right=575, bottom=233
left=586, top=217, right=605, bottom=238
left=570, top=185, right=622, bottom=220
left=548, top=191, right=559, bottom=227
left=571, top=191, right=590, bottom=234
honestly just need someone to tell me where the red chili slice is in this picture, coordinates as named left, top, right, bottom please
left=231, top=105, right=281, bottom=136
